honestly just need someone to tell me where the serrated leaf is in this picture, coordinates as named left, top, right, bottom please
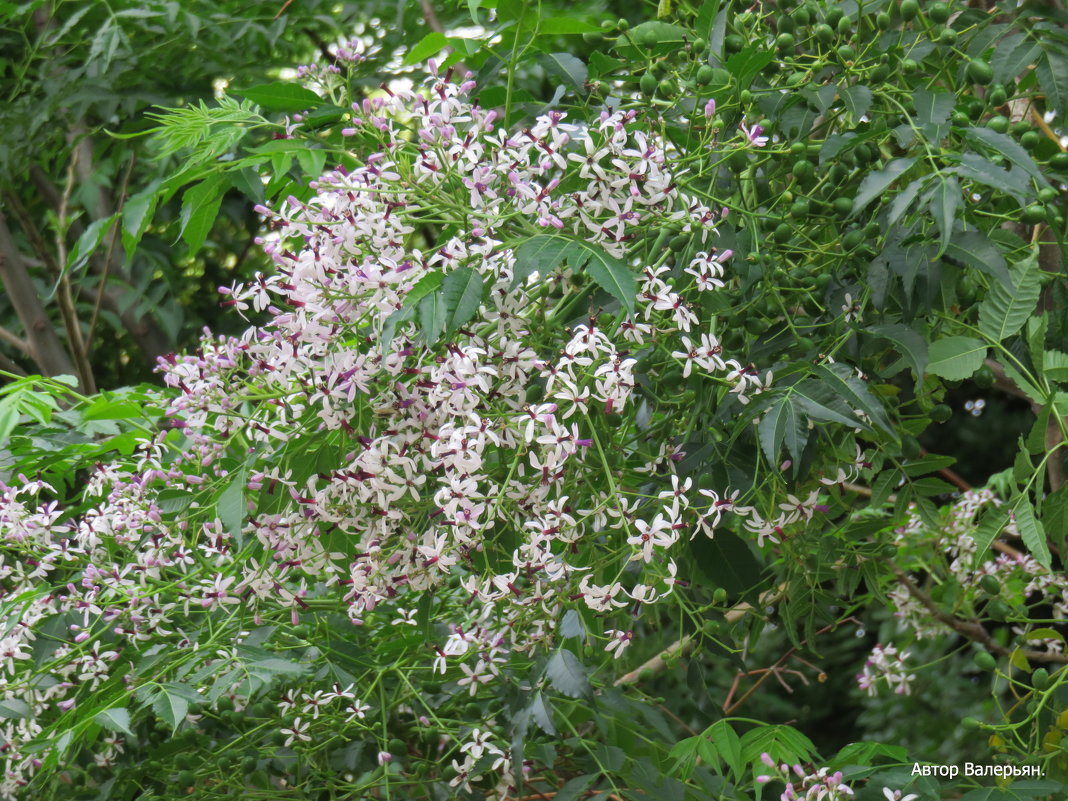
left=944, top=229, right=1013, bottom=291
left=927, top=336, right=987, bottom=380
left=867, top=322, right=928, bottom=380
left=953, top=152, right=1030, bottom=202
left=512, top=235, right=575, bottom=288
left=121, top=192, right=157, bottom=261
left=886, top=176, right=928, bottom=228
left=758, top=394, right=808, bottom=467
left=66, top=214, right=118, bottom=277
left=403, top=271, right=444, bottom=309
left=709, top=721, right=743, bottom=782
left=852, top=158, right=916, bottom=216
left=1014, top=497, right=1051, bottom=569
left=538, top=16, right=600, bottom=34
left=992, top=33, right=1040, bottom=84
left=538, top=52, right=587, bottom=95
left=554, top=774, right=598, bottom=801
left=978, top=253, right=1041, bottom=342
left=152, top=686, right=190, bottom=731
left=1038, top=49, right=1068, bottom=118
left=546, top=648, right=590, bottom=698
left=95, top=707, right=134, bottom=737
left=964, top=127, right=1045, bottom=182
left=530, top=692, right=556, bottom=735
left=237, top=82, right=321, bottom=112
left=217, top=469, right=245, bottom=541
left=840, top=85, right=873, bottom=120
left=559, top=609, right=585, bottom=640
left=1043, top=349, right=1068, bottom=382
left=579, top=242, right=636, bottom=315
left=913, top=88, right=954, bottom=127
left=442, top=267, right=484, bottom=336
left=179, top=174, right=226, bottom=257
left=792, top=379, right=866, bottom=429
left=931, top=175, right=959, bottom=258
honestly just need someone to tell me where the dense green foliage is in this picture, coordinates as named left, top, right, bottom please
left=2, top=1, right=1068, bottom=801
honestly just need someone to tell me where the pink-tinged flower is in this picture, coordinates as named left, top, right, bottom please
left=703, top=99, right=717, bottom=118
left=739, top=118, right=769, bottom=147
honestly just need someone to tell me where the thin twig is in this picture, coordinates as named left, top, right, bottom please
left=85, top=155, right=134, bottom=354
left=0, top=325, right=29, bottom=354
left=55, top=150, right=96, bottom=393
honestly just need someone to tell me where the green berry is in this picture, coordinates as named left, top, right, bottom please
left=1049, top=152, right=1068, bottom=171
left=773, top=222, right=793, bottom=242
left=987, top=115, right=1010, bottom=133
left=900, top=0, right=919, bottom=20
left=1022, top=203, right=1047, bottom=225
left=842, top=229, right=864, bottom=250
left=974, top=650, right=997, bottom=671
left=640, top=72, right=657, bottom=95
left=989, top=87, right=1007, bottom=106
left=696, top=65, right=714, bottom=85
left=794, top=7, right=811, bottom=26
left=961, top=716, right=982, bottom=730
left=176, top=770, right=195, bottom=788
left=974, top=366, right=995, bottom=389
left=833, top=196, right=854, bottom=217
left=928, top=2, right=951, bottom=24
left=724, top=33, right=744, bottom=53
left=902, top=58, right=919, bottom=74
left=826, top=7, right=844, bottom=27
left=1039, top=187, right=1058, bottom=203
left=939, top=27, right=957, bottom=45
left=837, top=45, right=856, bottom=62
left=1021, top=130, right=1041, bottom=150
left=776, top=33, right=796, bottom=50
left=930, top=403, right=952, bottom=423
left=967, top=59, right=994, bottom=85
left=876, top=11, right=892, bottom=29
left=814, top=23, right=834, bottom=45
left=642, top=28, right=660, bottom=47
left=693, top=37, right=708, bottom=53
left=790, top=199, right=810, bottom=217
left=836, top=16, right=852, bottom=35
left=657, top=77, right=676, bottom=96
left=1033, top=668, right=1051, bottom=690
left=713, top=587, right=729, bottom=605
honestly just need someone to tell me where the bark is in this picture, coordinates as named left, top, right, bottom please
left=0, top=212, right=78, bottom=380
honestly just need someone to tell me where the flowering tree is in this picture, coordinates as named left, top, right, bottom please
left=2, top=2, right=1068, bottom=801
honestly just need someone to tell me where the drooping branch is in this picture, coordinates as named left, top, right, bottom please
left=894, top=569, right=1068, bottom=664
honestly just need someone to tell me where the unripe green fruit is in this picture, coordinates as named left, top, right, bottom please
left=669, top=233, right=689, bottom=251
left=778, top=16, right=796, bottom=34
left=1021, top=130, right=1041, bottom=150
left=836, top=16, right=852, bottom=35
left=702, top=619, right=720, bottom=635
left=967, top=59, right=994, bottom=85
left=1033, top=668, right=1051, bottom=690
left=951, top=111, right=969, bottom=127
left=774, top=222, right=793, bottom=242
left=696, top=65, right=714, bottom=85
left=837, top=45, right=856, bottom=62
left=617, top=18, right=629, bottom=31
left=930, top=403, right=952, bottom=423
left=834, top=196, right=854, bottom=217
left=693, top=37, right=708, bottom=53
left=876, top=11, right=892, bottom=30
left=900, top=0, right=919, bottom=20
left=987, top=115, right=1010, bottom=133
left=640, top=72, right=657, bottom=95
left=713, top=587, right=728, bottom=605
left=927, top=2, right=951, bottom=24
left=793, top=159, right=815, bottom=183
left=794, top=7, right=811, bottom=25
left=388, top=738, right=406, bottom=754
left=790, top=199, right=810, bottom=217
left=1022, top=204, right=1047, bottom=225
left=642, top=28, right=659, bottom=46
left=740, top=89, right=753, bottom=104
left=658, top=78, right=676, bottom=96
left=961, top=716, right=981, bottom=730
left=777, top=33, right=796, bottom=50
left=939, top=27, right=957, bottom=45
left=842, top=229, right=864, bottom=250
left=974, top=650, right=997, bottom=671
left=1039, top=187, right=1058, bottom=203
left=724, top=33, right=745, bottom=53
left=1050, top=152, right=1068, bottom=171
left=177, top=770, right=195, bottom=788
left=871, top=64, right=890, bottom=82
left=240, top=756, right=257, bottom=773
left=271, top=729, right=288, bottom=745
left=989, top=87, right=1007, bottom=106
left=638, top=668, right=655, bottom=681
left=902, top=58, right=919, bottom=74
left=815, top=23, right=834, bottom=45
left=826, top=7, right=844, bottom=27
left=974, top=365, right=995, bottom=389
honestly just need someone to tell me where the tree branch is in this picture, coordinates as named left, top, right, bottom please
left=894, top=569, right=1068, bottom=664
left=0, top=211, right=78, bottom=379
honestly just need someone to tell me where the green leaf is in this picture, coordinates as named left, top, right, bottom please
left=512, top=235, right=574, bottom=288
left=708, top=721, right=744, bottom=782
left=1014, top=497, right=1051, bottom=569
left=930, top=175, right=959, bottom=258
left=1044, top=486, right=1068, bottom=555
left=554, top=774, right=598, bottom=801
left=886, top=176, right=928, bottom=228
left=537, top=52, right=587, bottom=95
left=851, top=158, right=916, bottom=216
left=402, top=271, right=444, bottom=310
left=217, top=469, right=246, bottom=541
left=926, top=336, right=987, bottom=380
left=441, top=267, right=484, bottom=336
left=537, top=16, right=599, bottom=34
left=0, top=698, right=29, bottom=719
left=404, top=32, right=449, bottom=66
left=66, top=214, right=118, bottom=276
left=866, top=322, right=928, bottom=380
left=236, top=82, right=321, bottom=112
left=689, top=527, right=763, bottom=598
left=964, top=127, right=1045, bottom=182
left=581, top=242, right=636, bottom=315
left=95, top=707, right=134, bottom=737
left=151, top=685, right=192, bottom=731
left=913, top=88, right=954, bottom=128
left=944, top=229, right=1013, bottom=291
left=179, top=174, right=227, bottom=257
left=992, top=34, right=1040, bottom=84
left=978, top=252, right=1041, bottom=342
left=418, top=290, right=447, bottom=344
left=839, top=85, right=873, bottom=120
left=757, top=393, right=808, bottom=467
left=792, top=379, right=868, bottom=429
left=546, top=648, right=590, bottom=698
left=1042, top=349, right=1068, bottom=383
left=0, top=398, right=19, bottom=445
left=813, top=364, right=893, bottom=433
left=529, top=692, right=556, bottom=735
left=953, top=152, right=1031, bottom=202
left=1038, top=49, right=1068, bottom=118
left=121, top=191, right=158, bottom=261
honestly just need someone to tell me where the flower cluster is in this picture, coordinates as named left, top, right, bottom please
left=856, top=644, right=915, bottom=697
left=756, top=752, right=855, bottom=801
